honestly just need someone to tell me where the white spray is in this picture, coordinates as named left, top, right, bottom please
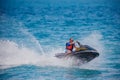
left=19, top=22, right=45, bottom=55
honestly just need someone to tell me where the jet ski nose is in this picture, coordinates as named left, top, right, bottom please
left=96, top=52, right=99, bottom=57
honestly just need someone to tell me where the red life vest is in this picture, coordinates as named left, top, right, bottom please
left=66, top=42, right=74, bottom=51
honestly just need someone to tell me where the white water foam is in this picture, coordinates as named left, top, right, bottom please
left=0, top=40, right=73, bottom=69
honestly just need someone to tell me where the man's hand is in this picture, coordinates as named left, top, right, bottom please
left=76, top=41, right=79, bottom=43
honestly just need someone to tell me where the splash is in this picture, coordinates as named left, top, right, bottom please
left=79, top=31, right=106, bottom=70
left=81, top=31, right=104, bottom=53
left=19, top=22, right=45, bottom=54
left=0, top=40, right=39, bottom=68
left=0, top=40, right=73, bottom=69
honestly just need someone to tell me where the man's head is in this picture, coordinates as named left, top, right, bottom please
left=69, top=38, right=74, bottom=43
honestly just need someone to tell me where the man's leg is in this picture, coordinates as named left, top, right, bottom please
left=66, top=50, right=72, bottom=54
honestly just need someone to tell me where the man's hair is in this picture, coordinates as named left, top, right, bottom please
left=69, top=38, right=74, bottom=41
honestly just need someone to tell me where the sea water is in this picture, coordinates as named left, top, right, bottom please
left=0, top=0, right=120, bottom=80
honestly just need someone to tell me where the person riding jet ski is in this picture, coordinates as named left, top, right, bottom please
left=66, top=38, right=76, bottom=54
left=66, top=38, right=86, bottom=54
left=55, top=38, right=99, bottom=63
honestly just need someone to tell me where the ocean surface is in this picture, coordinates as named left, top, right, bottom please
left=0, top=0, right=120, bottom=80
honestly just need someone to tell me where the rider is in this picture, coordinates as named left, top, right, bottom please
left=66, top=38, right=76, bottom=54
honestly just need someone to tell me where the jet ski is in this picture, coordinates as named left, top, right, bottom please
left=55, top=42, right=99, bottom=63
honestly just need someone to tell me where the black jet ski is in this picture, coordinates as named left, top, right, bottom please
left=55, top=43, right=99, bottom=63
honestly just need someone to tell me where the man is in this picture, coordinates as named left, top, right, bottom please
left=66, top=38, right=76, bottom=54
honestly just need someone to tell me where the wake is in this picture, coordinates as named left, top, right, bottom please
left=0, top=40, right=71, bottom=69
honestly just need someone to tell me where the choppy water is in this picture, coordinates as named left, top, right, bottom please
left=0, top=0, right=120, bottom=80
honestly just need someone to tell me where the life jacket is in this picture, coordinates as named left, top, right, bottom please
left=66, top=42, right=74, bottom=51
